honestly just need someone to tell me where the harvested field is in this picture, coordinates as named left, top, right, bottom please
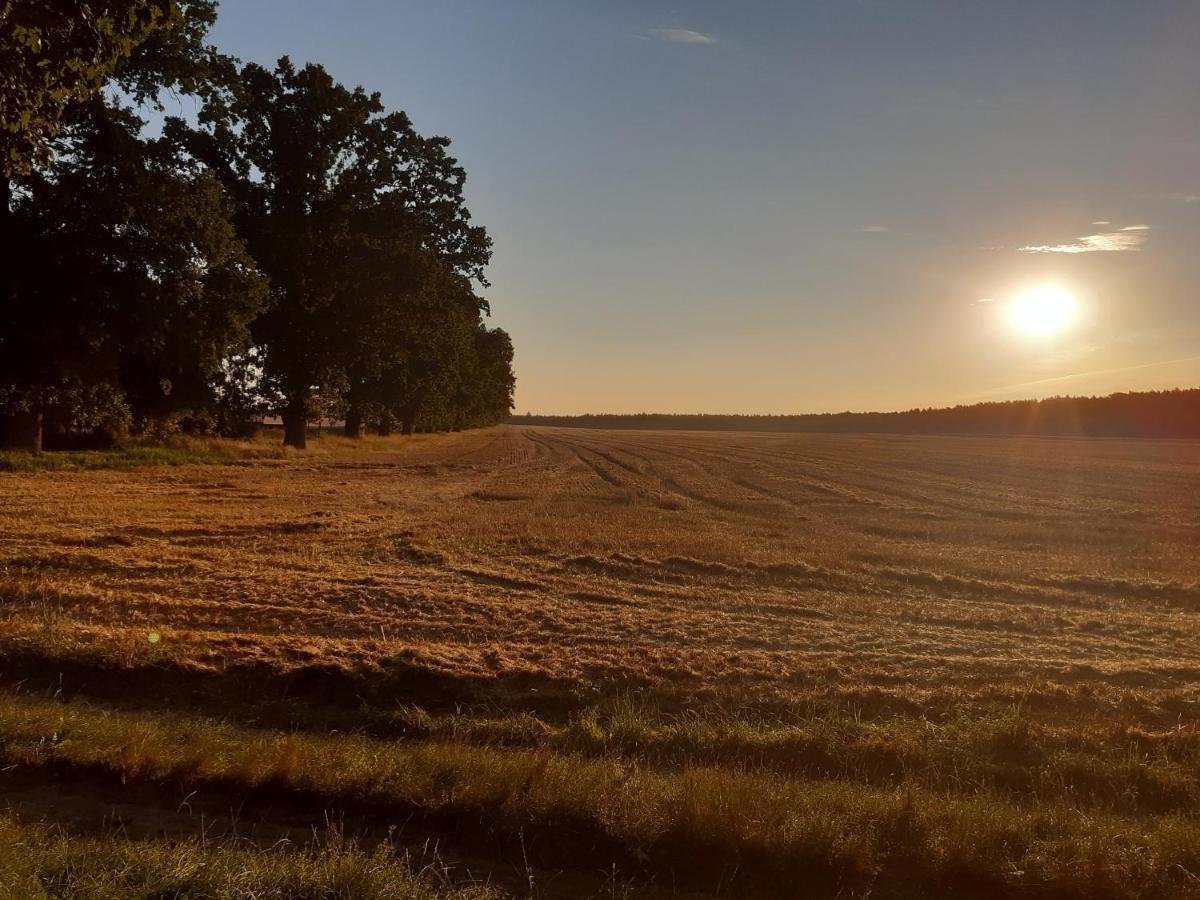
left=2, top=426, right=1199, bottom=898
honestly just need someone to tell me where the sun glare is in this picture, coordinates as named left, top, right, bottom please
left=1007, top=285, right=1078, bottom=338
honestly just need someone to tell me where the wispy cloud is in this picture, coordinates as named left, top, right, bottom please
left=1018, top=224, right=1149, bottom=254
left=1091, top=220, right=1110, bottom=225
left=970, top=354, right=1200, bottom=397
left=646, top=28, right=716, bottom=45
left=1166, top=192, right=1199, bottom=204
left=856, top=224, right=890, bottom=233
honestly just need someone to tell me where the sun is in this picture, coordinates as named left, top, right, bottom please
left=1007, top=285, right=1078, bottom=337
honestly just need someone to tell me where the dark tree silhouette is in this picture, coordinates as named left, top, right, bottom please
left=0, top=1, right=265, bottom=451
left=0, top=99, right=266, bottom=451
left=1, top=3, right=515, bottom=451
left=514, top=389, right=1200, bottom=440
left=165, top=58, right=491, bottom=447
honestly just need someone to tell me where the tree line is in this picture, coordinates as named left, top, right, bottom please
left=514, top=389, right=1200, bottom=439
left=1, top=0, right=514, bottom=451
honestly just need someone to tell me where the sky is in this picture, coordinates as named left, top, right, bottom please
left=208, top=0, right=1200, bottom=414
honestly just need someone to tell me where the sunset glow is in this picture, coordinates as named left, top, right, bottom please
left=1008, top=286, right=1079, bottom=338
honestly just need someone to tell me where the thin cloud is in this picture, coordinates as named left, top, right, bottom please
left=1091, top=220, right=1110, bottom=225
left=646, top=28, right=717, bottom=44
left=972, top=354, right=1200, bottom=397
left=1166, top=192, right=1199, bottom=204
left=976, top=297, right=994, bottom=303
left=857, top=224, right=890, bottom=233
left=1018, top=223, right=1149, bottom=254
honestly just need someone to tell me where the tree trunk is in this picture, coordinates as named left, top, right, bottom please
left=0, top=176, right=11, bottom=244
left=0, top=178, right=13, bottom=311
left=0, top=182, right=34, bottom=453
left=343, top=406, right=363, bottom=438
left=1, top=183, right=41, bottom=454
left=1, top=394, right=43, bottom=453
left=398, top=394, right=423, bottom=436
left=282, top=396, right=307, bottom=449
left=376, top=418, right=392, bottom=437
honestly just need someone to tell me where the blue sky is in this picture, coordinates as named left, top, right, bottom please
left=208, top=1, right=1200, bottom=413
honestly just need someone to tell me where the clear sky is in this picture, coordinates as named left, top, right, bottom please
left=208, top=1, right=1200, bottom=414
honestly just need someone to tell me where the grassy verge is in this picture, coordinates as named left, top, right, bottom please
left=1, top=692, right=1198, bottom=898
left=2, top=637, right=1197, bottom=819
left=0, top=814, right=498, bottom=899
left=0, top=443, right=248, bottom=472
left=0, top=428, right=452, bottom=472
left=390, top=699, right=1200, bottom=817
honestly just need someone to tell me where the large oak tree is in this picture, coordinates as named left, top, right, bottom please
left=166, top=58, right=492, bottom=447
left=0, top=99, right=266, bottom=450
left=0, top=0, right=264, bottom=450
left=2, top=3, right=514, bottom=451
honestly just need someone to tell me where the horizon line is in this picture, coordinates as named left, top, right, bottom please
left=510, top=383, right=1200, bottom=420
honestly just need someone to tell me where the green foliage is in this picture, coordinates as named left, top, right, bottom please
left=1, top=97, right=267, bottom=447
left=0, top=0, right=175, bottom=174
left=165, top=55, right=500, bottom=446
left=0, top=378, right=132, bottom=437
left=1, top=2, right=516, bottom=454
left=0, top=443, right=232, bottom=472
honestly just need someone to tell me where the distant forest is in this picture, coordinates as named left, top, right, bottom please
left=513, top=388, right=1200, bottom=439
left=1, top=1, right=514, bottom=452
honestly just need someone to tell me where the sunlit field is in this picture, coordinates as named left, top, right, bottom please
left=2, top=426, right=1199, bottom=898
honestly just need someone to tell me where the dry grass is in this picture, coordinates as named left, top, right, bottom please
left=1, top=692, right=1198, bottom=899
left=0, top=428, right=446, bottom=472
left=0, top=811, right=500, bottom=899
left=1, top=426, right=1199, bottom=896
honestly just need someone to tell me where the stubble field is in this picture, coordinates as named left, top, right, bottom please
left=1, top=426, right=1199, bottom=898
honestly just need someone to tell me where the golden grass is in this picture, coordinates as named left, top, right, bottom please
left=0, top=427, right=459, bottom=471
left=1, top=426, right=1199, bottom=896
left=1, top=692, right=1198, bottom=899
left=3, top=427, right=1198, bottom=713
left=0, top=811, right=500, bottom=899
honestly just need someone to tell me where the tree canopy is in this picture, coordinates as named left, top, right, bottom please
left=1, top=97, right=267, bottom=446
left=0, top=0, right=175, bottom=175
left=164, top=56, right=493, bottom=447
left=0, top=1, right=515, bottom=451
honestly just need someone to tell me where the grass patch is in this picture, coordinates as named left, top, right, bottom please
left=2, top=639, right=1197, bottom=818
left=3, top=427, right=1200, bottom=896
left=0, top=428, right=452, bottom=472
left=0, top=444, right=240, bottom=472
left=1, top=692, right=1199, bottom=898
left=0, top=814, right=498, bottom=899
